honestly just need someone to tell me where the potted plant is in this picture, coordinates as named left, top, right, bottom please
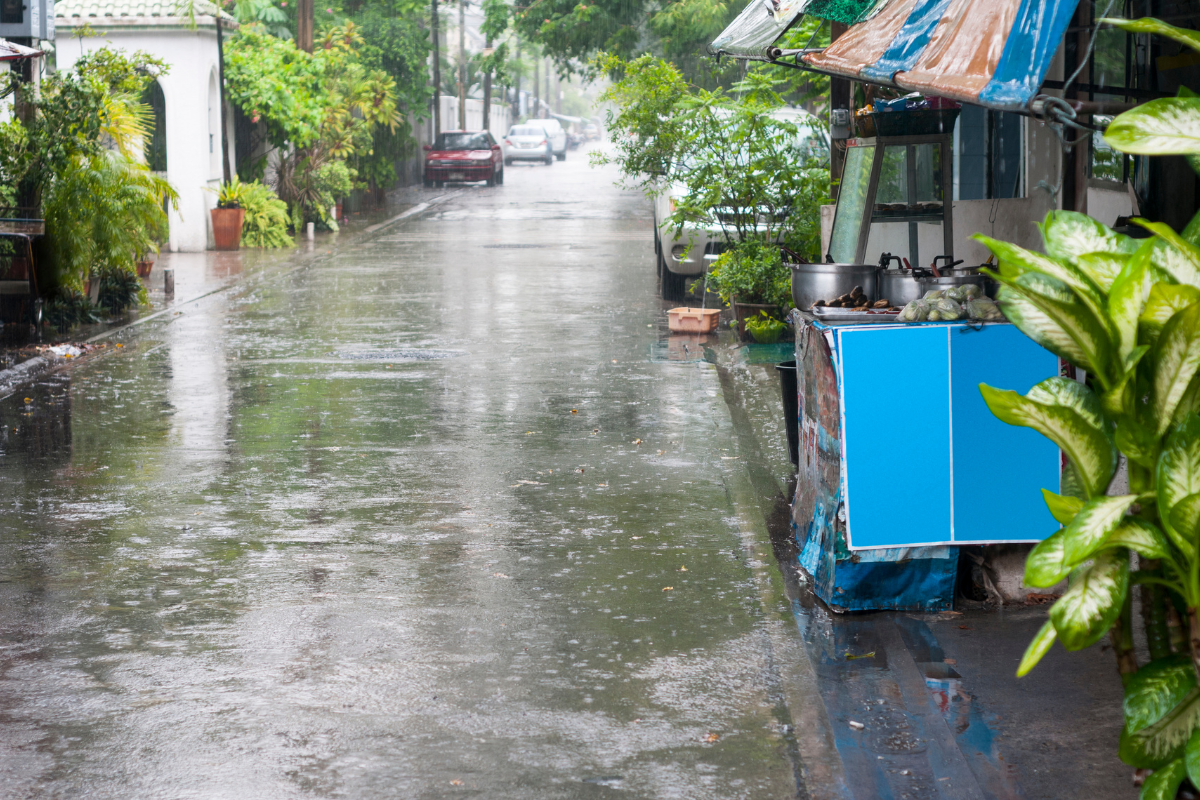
left=743, top=310, right=788, bottom=344
left=210, top=176, right=247, bottom=251
left=707, top=240, right=793, bottom=340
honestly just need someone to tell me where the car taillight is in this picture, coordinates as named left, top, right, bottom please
left=504, top=139, right=511, bottom=145
left=540, top=140, right=547, bottom=146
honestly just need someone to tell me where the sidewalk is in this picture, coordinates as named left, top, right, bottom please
left=709, top=338, right=1133, bottom=799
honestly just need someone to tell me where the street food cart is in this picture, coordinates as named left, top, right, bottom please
left=709, top=0, right=1092, bottom=610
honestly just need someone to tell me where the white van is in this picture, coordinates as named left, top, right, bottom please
left=527, top=119, right=568, bottom=161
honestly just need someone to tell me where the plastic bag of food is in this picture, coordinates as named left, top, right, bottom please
left=927, top=297, right=964, bottom=321
left=960, top=283, right=982, bottom=300
left=966, top=297, right=1004, bottom=321
left=922, top=289, right=946, bottom=300
left=897, top=299, right=930, bottom=322
left=945, top=286, right=967, bottom=302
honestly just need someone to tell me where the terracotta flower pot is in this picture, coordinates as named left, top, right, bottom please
left=135, top=260, right=153, bottom=279
left=211, top=207, right=245, bottom=251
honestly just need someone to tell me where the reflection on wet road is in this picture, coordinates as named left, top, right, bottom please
left=0, top=152, right=802, bottom=797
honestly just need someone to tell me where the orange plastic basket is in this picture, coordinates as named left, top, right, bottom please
left=667, top=307, right=721, bottom=334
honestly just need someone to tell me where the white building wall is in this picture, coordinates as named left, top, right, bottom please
left=55, top=21, right=235, bottom=252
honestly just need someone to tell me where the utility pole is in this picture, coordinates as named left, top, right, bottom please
left=215, top=9, right=232, bottom=184
left=431, top=0, right=441, bottom=139
left=457, top=0, right=466, bottom=130
left=533, top=58, right=539, bottom=119
left=482, top=37, right=492, bottom=134
left=513, top=43, right=521, bottom=120
left=297, top=0, right=314, bottom=52
left=543, top=58, right=550, bottom=118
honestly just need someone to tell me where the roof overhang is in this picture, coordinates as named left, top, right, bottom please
left=0, top=39, right=44, bottom=62
left=711, top=0, right=1083, bottom=112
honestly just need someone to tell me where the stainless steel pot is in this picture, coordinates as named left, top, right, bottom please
left=790, top=262, right=877, bottom=311
left=877, top=270, right=923, bottom=307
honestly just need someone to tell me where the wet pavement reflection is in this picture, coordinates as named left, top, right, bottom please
left=0, top=152, right=802, bottom=797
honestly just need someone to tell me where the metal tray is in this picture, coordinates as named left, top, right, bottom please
left=811, top=306, right=901, bottom=322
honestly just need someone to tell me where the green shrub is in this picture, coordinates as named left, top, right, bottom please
left=706, top=240, right=792, bottom=309
left=240, top=181, right=291, bottom=248
left=95, top=264, right=146, bottom=314
left=44, top=288, right=100, bottom=332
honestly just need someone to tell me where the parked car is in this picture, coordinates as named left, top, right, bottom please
left=652, top=108, right=829, bottom=300
left=503, top=125, right=555, bottom=165
left=584, top=123, right=600, bottom=141
left=424, top=130, right=504, bottom=187
left=527, top=118, right=567, bottom=161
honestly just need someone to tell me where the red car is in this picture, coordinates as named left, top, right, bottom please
left=423, top=130, right=504, bottom=188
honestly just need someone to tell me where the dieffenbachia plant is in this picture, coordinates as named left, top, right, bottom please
left=976, top=17, right=1200, bottom=799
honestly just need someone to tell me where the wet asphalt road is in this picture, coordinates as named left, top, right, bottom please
left=0, top=148, right=805, bottom=798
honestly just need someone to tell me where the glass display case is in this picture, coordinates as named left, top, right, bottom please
left=827, top=133, right=955, bottom=269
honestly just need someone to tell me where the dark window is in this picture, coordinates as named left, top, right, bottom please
left=0, top=0, right=23, bottom=25
left=957, top=104, right=1023, bottom=200
left=141, top=80, right=167, bottom=173
left=434, top=132, right=491, bottom=150
left=1089, top=24, right=1131, bottom=182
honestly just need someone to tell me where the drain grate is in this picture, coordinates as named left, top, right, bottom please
left=335, top=349, right=463, bottom=361
left=481, top=243, right=551, bottom=249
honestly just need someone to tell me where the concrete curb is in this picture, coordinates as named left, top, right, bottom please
left=0, top=356, right=51, bottom=398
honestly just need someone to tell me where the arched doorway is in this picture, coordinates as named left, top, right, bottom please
left=141, top=79, right=167, bottom=173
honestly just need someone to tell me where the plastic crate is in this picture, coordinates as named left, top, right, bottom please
left=668, top=307, right=720, bottom=333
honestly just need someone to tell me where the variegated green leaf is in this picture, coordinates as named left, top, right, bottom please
left=981, top=380, right=1117, bottom=499
left=1122, top=655, right=1200, bottom=768
left=1169, top=494, right=1200, bottom=548
left=1138, top=219, right=1200, bottom=289
left=1027, top=376, right=1109, bottom=430
left=1049, top=549, right=1128, bottom=650
left=1025, top=529, right=1070, bottom=588
left=1122, top=690, right=1200, bottom=768
left=1141, top=758, right=1188, bottom=800
left=995, top=282, right=1092, bottom=370
left=1126, top=656, right=1199, bottom=733
left=1111, top=241, right=1163, bottom=363
left=1061, top=494, right=1138, bottom=564
left=1151, top=236, right=1200, bottom=288
left=1140, top=283, right=1200, bottom=348
left=1062, top=459, right=1088, bottom=499
left=1040, top=210, right=1139, bottom=291
left=1101, top=16, right=1200, bottom=55
left=1172, top=371, right=1200, bottom=428
left=1104, top=98, right=1200, bottom=156
left=1042, top=488, right=1084, bottom=525
left=976, top=235, right=1108, bottom=321
left=1105, top=518, right=1172, bottom=561
left=1185, top=726, right=1200, bottom=789
left=1078, top=252, right=1132, bottom=295
left=1152, top=303, right=1200, bottom=434
left=1183, top=206, right=1200, bottom=250
left=995, top=270, right=1115, bottom=386
left=1103, top=345, right=1151, bottom=418
left=1157, top=416, right=1200, bottom=555
left=1016, top=619, right=1057, bottom=677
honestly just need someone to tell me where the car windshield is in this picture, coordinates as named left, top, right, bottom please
left=509, top=127, right=543, bottom=137
left=435, top=132, right=490, bottom=150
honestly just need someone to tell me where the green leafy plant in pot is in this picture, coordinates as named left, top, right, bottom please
left=706, top=240, right=792, bottom=339
left=744, top=310, right=787, bottom=344
left=977, top=16, right=1200, bottom=798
